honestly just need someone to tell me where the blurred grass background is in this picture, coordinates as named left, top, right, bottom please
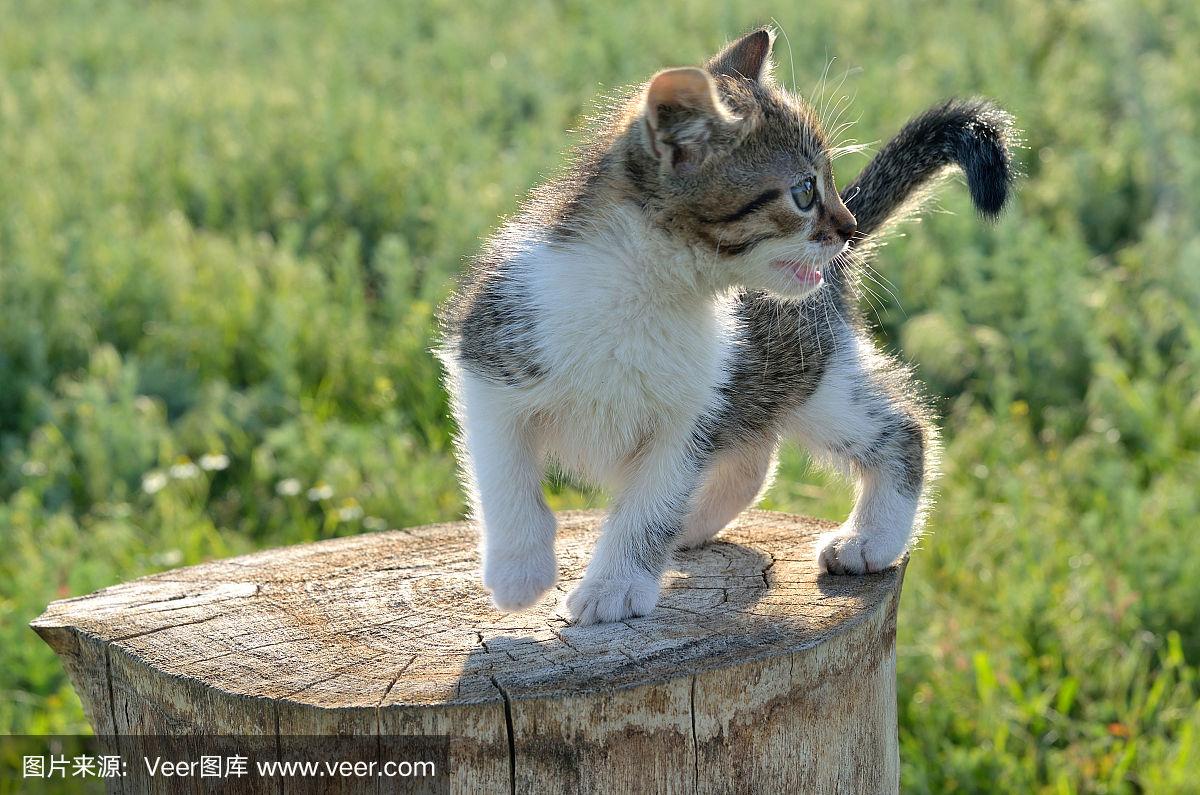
left=1, top=0, right=1198, bottom=791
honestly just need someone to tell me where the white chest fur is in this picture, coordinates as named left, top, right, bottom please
left=515, top=210, right=733, bottom=486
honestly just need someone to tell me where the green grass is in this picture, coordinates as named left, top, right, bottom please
left=2, top=0, right=1198, bottom=791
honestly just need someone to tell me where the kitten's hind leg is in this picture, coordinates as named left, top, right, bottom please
left=789, top=334, right=935, bottom=574
left=455, top=370, right=558, bottom=611
left=678, top=442, right=778, bottom=549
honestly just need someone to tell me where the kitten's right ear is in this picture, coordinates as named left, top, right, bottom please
left=706, top=27, right=775, bottom=82
left=642, top=67, right=737, bottom=176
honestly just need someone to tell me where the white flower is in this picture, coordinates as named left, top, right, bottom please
left=169, top=461, right=200, bottom=480
left=21, top=460, right=48, bottom=477
left=199, top=453, right=230, bottom=471
left=142, top=471, right=169, bottom=495
left=151, top=549, right=184, bottom=567
left=306, top=483, right=334, bottom=501
left=276, top=478, right=302, bottom=497
left=363, top=517, right=387, bottom=532
left=337, top=502, right=364, bottom=522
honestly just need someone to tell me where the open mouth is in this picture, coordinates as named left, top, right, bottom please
left=771, top=260, right=823, bottom=287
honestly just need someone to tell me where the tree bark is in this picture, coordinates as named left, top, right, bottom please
left=32, top=510, right=905, bottom=794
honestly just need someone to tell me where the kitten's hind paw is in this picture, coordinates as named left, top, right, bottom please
left=815, top=528, right=905, bottom=575
left=483, top=549, right=558, bottom=612
left=564, top=574, right=660, bottom=625
left=675, top=520, right=724, bottom=550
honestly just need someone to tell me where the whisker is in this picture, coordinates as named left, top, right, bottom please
left=812, top=54, right=835, bottom=119
left=820, top=66, right=858, bottom=126
left=824, top=84, right=859, bottom=136
left=829, top=141, right=873, bottom=162
left=769, top=18, right=799, bottom=96
left=827, top=115, right=862, bottom=140
left=820, top=64, right=848, bottom=121
left=827, top=247, right=893, bottom=330
left=858, top=262, right=906, bottom=319
left=855, top=272, right=889, bottom=328
left=861, top=260, right=903, bottom=299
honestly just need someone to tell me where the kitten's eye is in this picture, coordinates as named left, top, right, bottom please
left=790, top=177, right=816, bottom=211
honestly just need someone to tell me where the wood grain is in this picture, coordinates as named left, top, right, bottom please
left=32, top=509, right=905, bottom=794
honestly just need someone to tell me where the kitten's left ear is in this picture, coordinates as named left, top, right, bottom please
left=642, top=67, right=739, bottom=176
left=706, top=27, right=776, bottom=82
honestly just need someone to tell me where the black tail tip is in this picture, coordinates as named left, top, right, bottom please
left=967, top=162, right=1012, bottom=218
left=952, top=98, right=1017, bottom=219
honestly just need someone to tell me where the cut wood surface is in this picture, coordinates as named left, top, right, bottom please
left=33, top=509, right=905, bottom=794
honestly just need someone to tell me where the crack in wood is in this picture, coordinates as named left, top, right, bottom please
left=490, top=676, right=516, bottom=795
left=280, top=652, right=387, bottom=700
left=110, top=611, right=229, bottom=642
left=690, top=674, right=699, bottom=791
left=177, top=613, right=445, bottom=667
left=761, top=554, right=777, bottom=588
left=375, top=655, right=416, bottom=727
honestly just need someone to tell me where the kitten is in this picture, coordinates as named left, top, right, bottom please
left=438, top=29, right=1014, bottom=625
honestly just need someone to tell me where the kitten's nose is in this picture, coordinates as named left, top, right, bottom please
left=835, top=215, right=858, bottom=241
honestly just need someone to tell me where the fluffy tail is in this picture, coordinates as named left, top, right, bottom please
left=841, top=98, right=1016, bottom=246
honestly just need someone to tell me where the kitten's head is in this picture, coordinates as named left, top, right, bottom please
left=627, top=28, right=856, bottom=299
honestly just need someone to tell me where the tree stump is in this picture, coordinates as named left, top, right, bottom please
left=32, top=510, right=905, bottom=794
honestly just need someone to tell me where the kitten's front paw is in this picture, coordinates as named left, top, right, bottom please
left=815, top=528, right=905, bottom=575
left=565, top=573, right=661, bottom=625
left=483, top=548, right=558, bottom=612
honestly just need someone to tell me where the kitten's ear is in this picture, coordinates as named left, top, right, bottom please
left=642, top=67, right=737, bottom=176
left=706, top=27, right=775, bottom=82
